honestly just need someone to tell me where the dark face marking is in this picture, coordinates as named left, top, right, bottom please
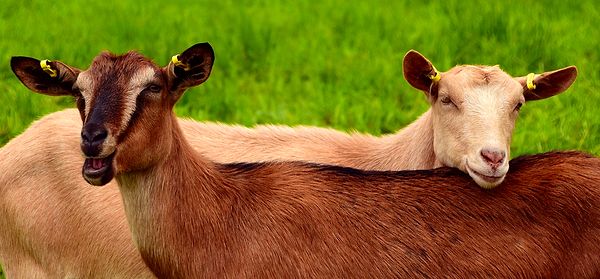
left=78, top=52, right=163, bottom=144
left=75, top=51, right=165, bottom=185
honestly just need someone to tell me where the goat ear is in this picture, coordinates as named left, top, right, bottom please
left=166, top=42, right=215, bottom=99
left=11, top=56, right=80, bottom=96
left=516, top=66, right=577, bottom=101
left=403, top=50, right=440, bottom=94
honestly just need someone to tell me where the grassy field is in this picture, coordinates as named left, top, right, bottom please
left=0, top=0, right=598, bottom=276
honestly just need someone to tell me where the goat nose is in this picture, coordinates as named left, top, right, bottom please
left=82, top=125, right=108, bottom=145
left=81, top=124, right=108, bottom=157
left=480, top=148, right=506, bottom=168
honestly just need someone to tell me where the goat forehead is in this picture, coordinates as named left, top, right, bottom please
left=446, top=66, right=514, bottom=87
left=85, top=52, right=158, bottom=87
left=443, top=67, right=522, bottom=99
left=463, top=87, right=513, bottom=113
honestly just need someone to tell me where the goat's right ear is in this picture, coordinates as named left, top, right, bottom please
left=165, top=42, right=215, bottom=100
left=10, top=57, right=80, bottom=96
left=515, top=66, right=578, bottom=101
left=403, top=50, right=440, bottom=94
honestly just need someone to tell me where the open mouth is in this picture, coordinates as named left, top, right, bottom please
left=82, top=152, right=115, bottom=186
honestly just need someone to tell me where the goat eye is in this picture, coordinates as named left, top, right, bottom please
left=440, top=96, right=454, bottom=106
left=146, top=84, right=161, bottom=93
left=514, top=102, right=523, bottom=112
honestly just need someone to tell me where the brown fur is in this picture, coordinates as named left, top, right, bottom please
left=0, top=107, right=432, bottom=278
left=98, top=48, right=600, bottom=277
left=124, top=116, right=600, bottom=278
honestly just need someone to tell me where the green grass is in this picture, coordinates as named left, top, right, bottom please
left=0, top=0, right=598, bottom=276
left=1, top=0, right=599, bottom=155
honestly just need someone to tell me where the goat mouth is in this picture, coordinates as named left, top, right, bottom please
left=82, top=152, right=115, bottom=186
left=466, top=162, right=506, bottom=188
left=471, top=169, right=504, bottom=183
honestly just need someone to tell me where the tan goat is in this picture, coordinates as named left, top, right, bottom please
left=121, top=50, right=577, bottom=189
left=10, top=43, right=600, bottom=278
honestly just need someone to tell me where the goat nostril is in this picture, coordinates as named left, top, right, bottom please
left=93, top=129, right=108, bottom=143
left=81, top=131, right=90, bottom=143
left=82, top=126, right=108, bottom=145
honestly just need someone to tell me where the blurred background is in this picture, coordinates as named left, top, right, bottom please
left=0, top=0, right=598, bottom=274
left=2, top=0, right=599, bottom=153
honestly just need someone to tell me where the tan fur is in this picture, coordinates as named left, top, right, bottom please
left=431, top=65, right=524, bottom=188
left=184, top=109, right=436, bottom=169
left=0, top=112, right=155, bottom=278
left=402, top=51, right=577, bottom=188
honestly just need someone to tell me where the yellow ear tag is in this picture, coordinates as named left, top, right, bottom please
left=427, top=66, right=441, bottom=82
left=526, top=73, right=536, bottom=90
left=171, top=54, right=190, bottom=71
left=40, top=59, right=57, bottom=78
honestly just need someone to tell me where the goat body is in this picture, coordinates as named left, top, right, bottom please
left=123, top=117, right=600, bottom=278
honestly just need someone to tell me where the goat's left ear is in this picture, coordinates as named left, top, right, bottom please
left=516, top=66, right=577, bottom=101
left=165, top=42, right=215, bottom=99
left=11, top=57, right=80, bottom=96
left=403, top=50, right=441, bottom=94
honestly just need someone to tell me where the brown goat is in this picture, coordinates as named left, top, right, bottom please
left=10, top=43, right=600, bottom=278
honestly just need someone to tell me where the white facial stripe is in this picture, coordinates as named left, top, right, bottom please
left=75, top=72, right=94, bottom=119
left=119, top=66, right=157, bottom=135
